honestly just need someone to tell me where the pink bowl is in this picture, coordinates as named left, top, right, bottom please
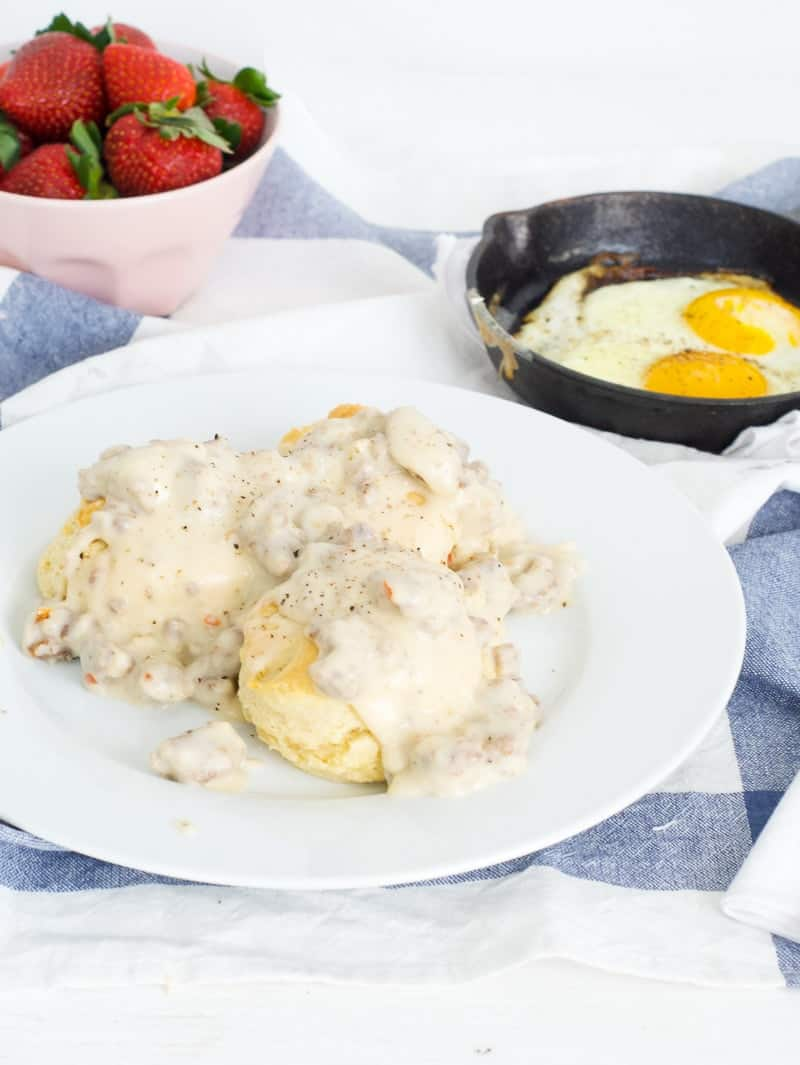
left=0, top=42, right=280, bottom=316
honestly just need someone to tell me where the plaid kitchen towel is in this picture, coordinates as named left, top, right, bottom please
left=1, top=97, right=800, bottom=989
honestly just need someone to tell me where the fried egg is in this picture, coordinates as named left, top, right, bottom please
left=514, top=262, right=800, bottom=398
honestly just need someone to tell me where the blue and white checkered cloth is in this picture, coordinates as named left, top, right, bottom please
left=1, top=114, right=800, bottom=988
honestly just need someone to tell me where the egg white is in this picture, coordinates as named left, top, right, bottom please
left=515, top=269, right=800, bottom=394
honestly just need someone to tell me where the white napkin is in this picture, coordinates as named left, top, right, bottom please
left=723, top=774, right=800, bottom=944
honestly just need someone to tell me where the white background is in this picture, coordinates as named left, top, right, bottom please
left=3, top=0, right=800, bottom=1060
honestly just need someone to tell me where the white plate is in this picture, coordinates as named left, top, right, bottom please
left=0, top=369, right=745, bottom=888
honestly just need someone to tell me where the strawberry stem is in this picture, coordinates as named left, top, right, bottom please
left=37, top=12, right=113, bottom=50
left=197, top=59, right=280, bottom=107
left=106, top=101, right=148, bottom=125
left=68, top=120, right=118, bottom=199
left=193, top=74, right=212, bottom=108
left=0, top=116, right=22, bottom=172
left=107, top=100, right=234, bottom=152
left=211, top=116, right=242, bottom=152
left=233, top=67, right=280, bottom=106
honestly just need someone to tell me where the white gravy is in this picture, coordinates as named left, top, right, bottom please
left=26, top=405, right=579, bottom=797
left=26, top=437, right=276, bottom=714
left=256, top=540, right=540, bottom=796
left=151, top=720, right=249, bottom=790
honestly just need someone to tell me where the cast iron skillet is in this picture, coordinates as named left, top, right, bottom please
left=465, top=191, right=800, bottom=452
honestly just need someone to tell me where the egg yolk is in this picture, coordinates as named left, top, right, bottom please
left=684, top=288, right=800, bottom=355
left=644, top=351, right=768, bottom=399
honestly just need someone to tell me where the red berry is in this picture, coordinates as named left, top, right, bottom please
left=92, top=23, right=156, bottom=50
left=0, top=33, right=105, bottom=142
left=0, top=143, right=84, bottom=198
left=0, top=61, right=9, bottom=82
left=202, top=81, right=264, bottom=160
left=105, top=112, right=222, bottom=196
left=104, top=44, right=195, bottom=112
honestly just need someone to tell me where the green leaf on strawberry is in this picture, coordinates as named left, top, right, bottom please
left=105, top=101, right=147, bottom=123
left=197, top=60, right=280, bottom=107
left=232, top=67, right=280, bottom=106
left=101, top=20, right=122, bottom=46
left=0, top=115, right=22, bottom=172
left=92, top=18, right=115, bottom=50
left=194, top=77, right=212, bottom=108
left=66, top=119, right=118, bottom=199
left=210, top=115, right=242, bottom=152
left=107, top=100, right=234, bottom=153
left=36, top=12, right=111, bottom=51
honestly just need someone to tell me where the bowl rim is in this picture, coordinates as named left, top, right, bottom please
left=466, top=188, right=800, bottom=410
left=0, top=38, right=281, bottom=209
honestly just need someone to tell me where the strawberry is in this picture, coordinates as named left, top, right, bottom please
left=196, top=63, right=279, bottom=161
left=0, top=33, right=105, bottom=142
left=0, top=61, right=9, bottom=82
left=91, top=23, right=156, bottom=50
left=0, top=143, right=84, bottom=198
left=0, top=121, right=116, bottom=199
left=104, top=44, right=195, bottom=112
left=0, top=116, right=33, bottom=176
left=199, top=81, right=262, bottom=159
left=104, top=101, right=231, bottom=196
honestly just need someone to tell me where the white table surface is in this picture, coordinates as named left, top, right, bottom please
left=3, top=1, right=800, bottom=1059
left=3, top=961, right=800, bottom=1064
